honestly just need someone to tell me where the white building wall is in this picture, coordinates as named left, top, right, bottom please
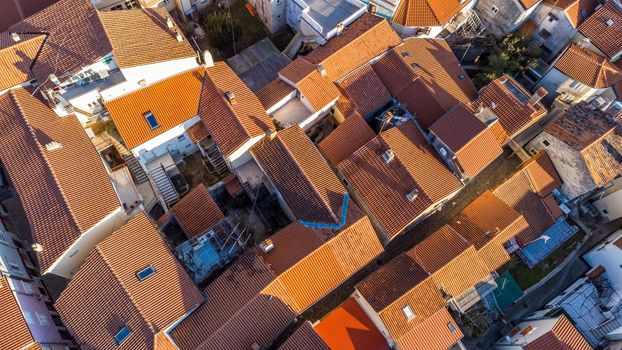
left=530, top=5, right=577, bottom=61
left=132, top=116, right=201, bottom=165
left=228, top=135, right=265, bottom=169
left=352, top=290, right=395, bottom=347
left=591, top=177, right=622, bottom=222
left=45, top=208, right=127, bottom=278
left=535, top=67, right=604, bottom=104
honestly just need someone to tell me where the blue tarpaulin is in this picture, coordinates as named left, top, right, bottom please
left=519, top=218, right=578, bottom=268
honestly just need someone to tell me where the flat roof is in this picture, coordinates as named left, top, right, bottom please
left=304, top=0, right=362, bottom=36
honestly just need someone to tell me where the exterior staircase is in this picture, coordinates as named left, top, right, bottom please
left=149, top=166, right=179, bottom=205
left=283, top=31, right=303, bottom=59
left=204, top=142, right=228, bottom=175
left=123, top=154, right=149, bottom=184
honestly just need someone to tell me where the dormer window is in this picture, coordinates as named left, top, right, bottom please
left=136, top=265, right=156, bottom=281
left=144, top=112, right=159, bottom=130
left=114, top=326, right=132, bottom=345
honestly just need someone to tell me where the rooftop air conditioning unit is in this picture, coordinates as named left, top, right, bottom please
left=259, top=238, right=274, bottom=253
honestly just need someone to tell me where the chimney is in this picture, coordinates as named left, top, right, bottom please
left=579, top=37, right=591, bottom=49
left=406, top=189, right=419, bottom=202
left=175, top=31, right=183, bottom=42
left=317, top=65, right=328, bottom=77
left=382, top=149, right=394, bottom=163
left=31, top=243, right=44, bottom=252
left=203, top=50, right=214, bottom=67
left=606, top=18, right=614, bottom=27
left=138, top=79, right=147, bottom=87
left=45, top=141, right=63, bottom=151
left=11, top=32, right=20, bottom=42
left=259, top=238, right=274, bottom=253
left=166, top=16, right=174, bottom=29
left=527, top=87, right=548, bottom=106
left=265, top=128, right=277, bottom=140
left=225, top=91, right=237, bottom=105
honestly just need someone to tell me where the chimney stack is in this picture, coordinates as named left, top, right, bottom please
left=527, top=87, right=548, bottom=106
left=259, top=238, right=274, bottom=253
left=45, top=141, right=63, bottom=151
left=406, top=189, right=419, bottom=202
left=317, top=65, right=328, bottom=77
left=11, top=32, right=20, bottom=42
left=31, top=243, right=44, bottom=252
left=382, top=149, right=394, bottom=163
left=175, top=31, right=183, bottom=42
left=166, top=16, right=174, bottom=29
left=579, top=37, right=591, bottom=49
left=606, top=18, right=614, bottom=27
left=225, top=91, right=237, bottom=105
left=266, top=128, right=277, bottom=140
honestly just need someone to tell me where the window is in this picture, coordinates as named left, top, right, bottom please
left=548, top=13, right=558, bottom=22
left=448, top=322, right=457, bottom=333
left=177, top=135, right=186, bottom=141
left=110, top=4, right=123, bottom=10
left=541, top=139, right=550, bottom=147
left=539, top=29, right=551, bottom=39
left=491, top=6, right=499, bottom=15
left=569, top=80, right=583, bottom=90
left=136, top=265, right=156, bottom=281
left=23, top=311, right=35, bottom=325
left=36, top=312, right=50, bottom=326
left=59, top=330, right=73, bottom=341
left=144, top=112, right=160, bottom=130
left=402, top=305, right=416, bottom=320
left=458, top=74, right=465, bottom=80
left=22, top=281, right=33, bottom=294
left=114, top=326, right=132, bottom=345
left=52, top=314, right=64, bottom=327
left=411, top=62, right=420, bottom=68
left=401, top=51, right=410, bottom=57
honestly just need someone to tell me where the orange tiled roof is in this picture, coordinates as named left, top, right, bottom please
left=319, top=113, right=376, bottom=165
left=547, top=102, right=622, bottom=186
left=519, top=0, right=542, bottom=9
left=554, top=44, right=622, bottom=88
left=256, top=78, right=295, bottom=109
left=200, top=62, right=274, bottom=158
left=393, top=0, right=466, bottom=27
left=544, top=0, right=599, bottom=27
left=106, top=68, right=205, bottom=149
left=0, top=0, right=58, bottom=32
left=451, top=190, right=529, bottom=271
left=170, top=183, right=224, bottom=239
left=493, top=152, right=562, bottom=245
left=303, top=13, right=402, bottom=82
left=279, top=322, right=329, bottom=350
left=339, top=121, right=462, bottom=239
left=0, top=32, right=45, bottom=90
left=0, top=275, right=37, bottom=350
left=313, top=298, right=390, bottom=350
left=472, top=75, right=547, bottom=140
left=374, top=38, right=477, bottom=128
left=396, top=307, right=463, bottom=350
left=55, top=213, right=204, bottom=350
left=0, top=89, right=120, bottom=271
left=297, top=69, right=341, bottom=112
left=252, top=126, right=347, bottom=224
left=356, top=251, right=446, bottom=341
left=9, top=0, right=112, bottom=88
left=578, top=1, right=622, bottom=59
left=336, top=64, right=392, bottom=117
left=524, top=315, right=592, bottom=350
left=430, top=103, right=504, bottom=178
left=99, top=8, right=195, bottom=69
left=186, top=121, right=209, bottom=143
left=168, top=250, right=296, bottom=350
left=411, top=225, right=491, bottom=297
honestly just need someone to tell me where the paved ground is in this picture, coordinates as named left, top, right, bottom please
left=269, top=149, right=523, bottom=348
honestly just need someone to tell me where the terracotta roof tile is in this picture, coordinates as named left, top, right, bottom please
left=430, top=104, right=503, bottom=177
left=56, top=213, right=204, bottom=349
left=279, top=322, right=329, bottom=350
left=412, top=225, right=491, bottom=297
left=519, top=0, right=541, bottom=9
left=0, top=89, right=119, bottom=271
left=303, top=13, right=402, bottom=81
left=170, top=184, right=225, bottom=239
left=186, top=121, right=209, bottom=143
left=393, top=0, right=466, bottom=27
left=252, top=126, right=347, bottom=224
left=319, top=113, right=376, bottom=165
left=395, top=308, right=463, bottom=350
left=544, top=0, right=599, bottom=27
left=0, top=32, right=45, bottom=90
left=280, top=57, right=317, bottom=84
left=522, top=151, right=563, bottom=196
left=339, top=121, right=461, bottom=239
left=578, top=1, right=622, bottom=59
left=493, top=152, right=562, bottom=245
left=256, top=78, right=295, bottom=109
left=106, top=68, right=205, bottom=149
left=472, top=75, right=547, bottom=139
left=336, top=65, right=392, bottom=117
left=524, top=315, right=592, bottom=350
left=554, top=44, right=622, bottom=88
left=297, top=69, right=341, bottom=111
left=9, top=0, right=112, bottom=87
left=200, top=62, right=274, bottom=158
left=99, top=8, right=195, bottom=69
left=451, top=190, right=529, bottom=271
left=0, top=275, right=37, bottom=350
left=543, top=193, right=564, bottom=219
left=0, top=0, right=58, bottom=32
left=170, top=251, right=296, bottom=350
left=374, top=39, right=477, bottom=128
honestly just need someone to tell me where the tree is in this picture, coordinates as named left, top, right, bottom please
left=474, top=33, right=540, bottom=87
left=203, top=10, right=241, bottom=51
